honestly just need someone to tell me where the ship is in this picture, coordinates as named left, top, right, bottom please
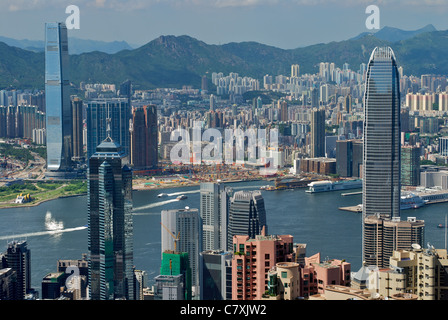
left=176, top=195, right=187, bottom=200
left=158, top=193, right=168, bottom=198
left=400, top=192, right=426, bottom=210
left=306, top=179, right=362, bottom=193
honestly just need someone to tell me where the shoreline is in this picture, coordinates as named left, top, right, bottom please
left=0, top=177, right=270, bottom=209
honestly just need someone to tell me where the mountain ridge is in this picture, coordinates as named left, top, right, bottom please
left=0, top=26, right=447, bottom=90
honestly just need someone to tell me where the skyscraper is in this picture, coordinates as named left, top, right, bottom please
left=401, top=145, right=420, bottom=186
left=130, top=105, right=158, bottom=170
left=310, top=108, right=325, bottom=158
left=161, top=208, right=202, bottom=298
left=227, top=190, right=267, bottom=250
left=86, top=99, right=131, bottom=161
left=71, top=97, right=84, bottom=161
left=362, top=47, right=401, bottom=219
left=4, top=240, right=31, bottom=300
left=362, top=47, right=405, bottom=266
left=200, top=183, right=232, bottom=251
left=88, top=137, right=134, bottom=300
left=45, top=22, right=72, bottom=172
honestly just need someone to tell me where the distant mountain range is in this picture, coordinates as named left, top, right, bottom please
left=0, top=36, right=136, bottom=54
left=0, top=25, right=446, bottom=90
left=351, top=24, right=437, bottom=42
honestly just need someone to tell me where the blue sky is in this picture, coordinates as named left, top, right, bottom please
left=1, top=0, right=448, bottom=49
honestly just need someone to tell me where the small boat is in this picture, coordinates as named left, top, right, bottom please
left=437, top=224, right=445, bottom=228
left=158, top=193, right=168, bottom=198
left=176, top=195, right=187, bottom=200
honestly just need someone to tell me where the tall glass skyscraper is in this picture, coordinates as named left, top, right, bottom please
left=227, top=190, right=267, bottom=251
left=45, top=22, right=72, bottom=171
left=88, top=137, right=133, bottom=300
left=362, top=47, right=402, bottom=264
left=362, top=47, right=401, bottom=219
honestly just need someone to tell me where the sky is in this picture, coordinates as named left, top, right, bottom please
left=0, top=0, right=448, bottom=49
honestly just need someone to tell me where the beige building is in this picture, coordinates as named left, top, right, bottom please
left=263, top=262, right=301, bottom=300
left=376, top=246, right=448, bottom=300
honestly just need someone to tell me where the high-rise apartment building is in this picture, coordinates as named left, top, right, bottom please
left=130, top=105, right=158, bottom=170
left=45, top=22, right=72, bottom=172
left=291, top=64, right=300, bottom=78
left=310, top=108, right=325, bottom=158
left=231, top=231, right=294, bottom=300
left=363, top=215, right=425, bottom=268
left=88, top=137, right=134, bottom=300
left=227, top=190, right=267, bottom=250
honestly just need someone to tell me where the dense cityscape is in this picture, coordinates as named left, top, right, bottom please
left=1, top=6, right=448, bottom=311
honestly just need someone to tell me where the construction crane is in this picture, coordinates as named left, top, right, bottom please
left=160, top=222, right=180, bottom=253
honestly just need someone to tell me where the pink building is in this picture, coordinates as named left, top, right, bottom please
left=301, top=253, right=351, bottom=297
left=232, top=230, right=294, bottom=300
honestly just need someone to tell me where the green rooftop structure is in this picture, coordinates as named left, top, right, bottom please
left=160, top=251, right=192, bottom=300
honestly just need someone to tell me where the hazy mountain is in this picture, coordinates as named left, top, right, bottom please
left=351, top=24, right=437, bottom=42
left=0, top=27, right=447, bottom=90
left=0, top=36, right=135, bottom=54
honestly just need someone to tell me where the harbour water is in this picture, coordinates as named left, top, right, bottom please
left=0, top=179, right=447, bottom=294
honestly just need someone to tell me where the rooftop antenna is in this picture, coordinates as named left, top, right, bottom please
left=106, top=103, right=111, bottom=139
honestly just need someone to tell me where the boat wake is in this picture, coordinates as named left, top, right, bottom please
left=133, top=199, right=179, bottom=212
left=0, top=226, right=87, bottom=241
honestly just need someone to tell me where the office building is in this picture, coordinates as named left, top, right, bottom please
left=86, top=99, right=131, bottom=160
left=88, top=137, right=134, bottom=300
left=227, top=190, right=267, bottom=250
left=363, top=215, right=425, bottom=268
left=45, top=22, right=72, bottom=172
left=200, top=182, right=232, bottom=251
left=401, top=145, right=420, bottom=186
left=130, top=105, right=158, bottom=170
left=3, top=240, right=31, bottom=300
left=231, top=231, right=294, bottom=300
left=336, top=139, right=363, bottom=178
left=362, top=47, right=401, bottom=218
left=362, top=47, right=402, bottom=264
left=310, top=108, right=325, bottom=158
left=41, top=272, right=66, bottom=300
left=154, top=274, right=185, bottom=300
left=71, top=97, right=84, bottom=161
left=199, top=250, right=232, bottom=300
left=161, top=208, right=202, bottom=298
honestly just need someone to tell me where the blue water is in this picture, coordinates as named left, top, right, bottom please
left=0, top=179, right=447, bottom=293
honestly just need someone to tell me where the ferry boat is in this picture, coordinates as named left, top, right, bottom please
left=306, top=179, right=362, bottom=193
left=158, top=193, right=168, bottom=198
left=400, top=193, right=426, bottom=210
left=176, top=195, right=187, bottom=200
